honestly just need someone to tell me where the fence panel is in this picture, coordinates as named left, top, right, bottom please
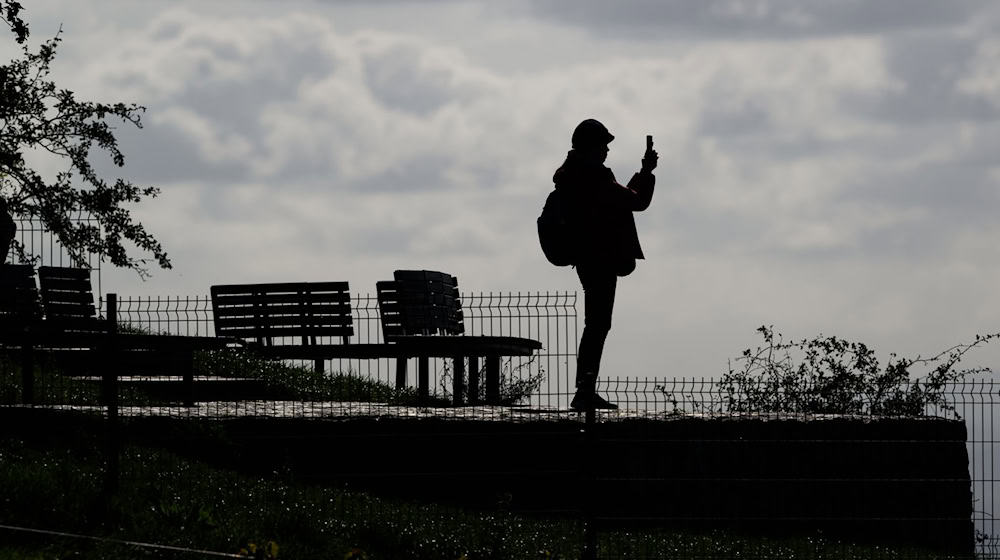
left=598, top=376, right=1000, bottom=559
left=7, top=216, right=103, bottom=293
left=104, top=290, right=579, bottom=408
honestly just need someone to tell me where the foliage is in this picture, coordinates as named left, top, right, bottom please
left=195, top=348, right=434, bottom=405
left=665, top=326, right=998, bottom=417
left=0, top=353, right=100, bottom=405
left=0, top=428, right=963, bottom=559
left=0, top=352, right=165, bottom=407
left=438, top=356, right=546, bottom=406
left=0, top=430, right=583, bottom=559
left=1, top=1, right=27, bottom=44
left=0, top=2, right=168, bottom=275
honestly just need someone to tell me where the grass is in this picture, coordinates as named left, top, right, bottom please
left=0, top=349, right=451, bottom=407
left=0, top=426, right=581, bottom=559
left=195, top=348, right=456, bottom=405
left=0, top=416, right=973, bottom=560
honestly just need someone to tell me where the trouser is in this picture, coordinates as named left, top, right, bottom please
left=575, top=263, right=618, bottom=384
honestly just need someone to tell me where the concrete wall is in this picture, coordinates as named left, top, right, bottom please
left=129, top=413, right=975, bottom=555
left=588, top=416, right=973, bottom=555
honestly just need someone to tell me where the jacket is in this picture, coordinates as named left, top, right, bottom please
left=552, top=150, right=654, bottom=270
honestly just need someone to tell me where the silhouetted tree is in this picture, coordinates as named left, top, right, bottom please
left=0, top=1, right=169, bottom=276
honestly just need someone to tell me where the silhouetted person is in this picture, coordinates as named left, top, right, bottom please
left=0, top=197, right=14, bottom=264
left=554, top=119, right=656, bottom=410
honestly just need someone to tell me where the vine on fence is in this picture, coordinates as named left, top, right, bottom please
left=439, top=357, right=546, bottom=406
left=660, top=326, right=999, bottom=417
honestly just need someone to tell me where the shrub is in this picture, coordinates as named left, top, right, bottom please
left=194, top=348, right=429, bottom=405
left=662, top=326, right=998, bottom=417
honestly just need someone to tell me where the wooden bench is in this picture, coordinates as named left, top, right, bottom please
left=211, top=275, right=542, bottom=405
left=0, top=263, right=41, bottom=325
left=31, top=266, right=238, bottom=406
left=0, top=263, right=43, bottom=398
left=376, top=270, right=542, bottom=405
left=210, top=281, right=392, bottom=369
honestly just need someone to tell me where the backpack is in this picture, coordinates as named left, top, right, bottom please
left=537, top=188, right=575, bottom=266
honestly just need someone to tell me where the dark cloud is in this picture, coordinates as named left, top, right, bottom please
left=834, top=155, right=999, bottom=259
left=87, top=117, right=248, bottom=185
left=527, top=0, right=991, bottom=39
left=362, top=45, right=459, bottom=115
left=849, top=33, right=1000, bottom=125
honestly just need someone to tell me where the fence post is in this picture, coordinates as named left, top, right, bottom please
left=581, top=408, right=597, bottom=560
left=103, top=293, right=120, bottom=494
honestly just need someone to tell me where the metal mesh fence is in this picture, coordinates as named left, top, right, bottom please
left=595, top=377, right=1000, bottom=559
left=7, top=216, right=103, bottom=294
left=3, top=286, right=1000, bottom=557
left=102, top=290, right=579, bottom=409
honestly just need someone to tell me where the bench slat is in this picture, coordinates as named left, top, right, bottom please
left=39, top=290, right=94, bottom=305
left=214, top=303, right=352, bottom=318
left=216, top=312, right=353, bottom=326
left=40, top=302, right=97, bottom=319
left=38, top=266, right=91, bottom=280
left=212, top=293, right=351, bottom=307
left=211, top=282, right=355, bottom=343
left=216, top=322, right=353, bottom=336
left=211, top=281, right=349, bottom=295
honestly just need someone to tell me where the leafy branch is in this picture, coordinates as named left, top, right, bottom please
left=661, top=326, right=998, bottom=418
left=725, top=326, right=997, bottom=417
left=1, top=2, right=168, bottom=276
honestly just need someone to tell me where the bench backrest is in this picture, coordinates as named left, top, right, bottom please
left=38, top=266, right=106, bottom=333
left=0, top=263, right=41, bottom=328
left=376, top=270, right=464, bottom=339
left=211, top=282, right=354, bottom=346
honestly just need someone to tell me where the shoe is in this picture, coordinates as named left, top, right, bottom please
left=590, top=392, right=618, bottom=410
left=570, top=389, right=589, bottom=411
left=570, top=390, right=619, bottom=411
left=571, top=372, right=597, bottom=411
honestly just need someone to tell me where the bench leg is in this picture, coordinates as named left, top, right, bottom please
left=467, top=356, right=480, bottom=404
left=485, top=355, right=500, bottom=405
left=395, top=358, right=407, bottom=390
left=452, top=356, right=465, bottom=406
left=418, top=356, right=429, bottom=402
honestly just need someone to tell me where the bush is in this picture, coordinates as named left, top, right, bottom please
left=663, top=326, right=998, bottom=417
left=194, top=348, right=431, bottom=405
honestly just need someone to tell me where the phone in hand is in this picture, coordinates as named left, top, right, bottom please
left=646, top=134, right=653, bottom=153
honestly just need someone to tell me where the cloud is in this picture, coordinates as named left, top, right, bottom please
left=526, top=0, right=993, bottom=39
left=15, top=1, right=1000, bottom=385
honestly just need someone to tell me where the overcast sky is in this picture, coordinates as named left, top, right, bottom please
left=7, top=0, right=1000, bottom=379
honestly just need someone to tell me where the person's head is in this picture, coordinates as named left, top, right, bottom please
left=572, top=118, right=614, bottom=164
